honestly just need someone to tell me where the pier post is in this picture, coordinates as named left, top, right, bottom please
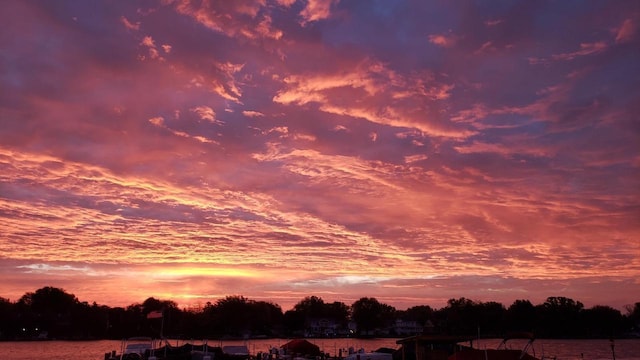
left=610, top=339, right=616, bottom=360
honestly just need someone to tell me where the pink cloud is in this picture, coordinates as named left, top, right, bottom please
left=615, top=18, right=637, bottom=43
left=299, top=0, right=338, bottom=25
left=191, top=105, right=220, bottom=124
left=148, top=116, right=165, bottom=126
left=551, top=41, right=608, bottom=61
left=275, top=0, right=296, bottom=6
left=121, top=16, right=140, bottom=31
left=272, top=60, right=468, bottom=138
left=428, top=33, right=459, bottom=48
left=139, top=35, right=166, bottom=60
left=484, top=19, right=503, bottom=27
left=243, top=110, right=265, bottom=117
left=170, top=0, right=283, bottom=40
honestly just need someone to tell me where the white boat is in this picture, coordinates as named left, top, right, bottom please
left=345, top=353, right=393, bottom=360
left=222, top=345, right=251, bottom=358
left=344, top=348, right=393, bottom=360
left=125, top=337, right=155, bottom=356
left=106, top=337, right=159, bottom=360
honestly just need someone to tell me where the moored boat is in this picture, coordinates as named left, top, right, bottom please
left=106, top=338, right=218, bottom=360
left=106, top=337, right=157, bottom=360
left=344, top=350, right=393, bottom=360
left=396, top=333, right=555, bottom=360
left=397, top=335, right=476, bottom=360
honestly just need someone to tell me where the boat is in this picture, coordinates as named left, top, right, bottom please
left=106, top=337, right=157, bottom=360
left=344, top=349, right=393, bottom=360
left=222, top=345, right=251, bottom=360
left=397, top=333, right=554, bottom=360
left=280, top=339, right=322, bottom=358
left=449, top=333, right=542, bottom=360
left=397, top=335, right=477, bottom=360
left=106, top=338, right=218, bottom=360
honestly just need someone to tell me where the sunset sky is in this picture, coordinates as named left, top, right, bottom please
left=1, top=1, right=639, bottom=312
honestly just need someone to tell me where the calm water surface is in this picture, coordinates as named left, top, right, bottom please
left=0, top=338, right=639, bottom=360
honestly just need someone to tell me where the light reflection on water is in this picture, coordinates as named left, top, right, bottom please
left=469, top=339, right=640, bottom=360
left=0, top=338, right=638, bottom=360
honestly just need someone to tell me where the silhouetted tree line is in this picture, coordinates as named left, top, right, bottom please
left=1, top=287, right=639, bottom=340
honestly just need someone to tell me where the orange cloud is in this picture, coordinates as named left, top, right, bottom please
left=191, top=105, right=221, bottom=124
left=299, top=0, right=338, bottom=25
left=273, top=60, right=467, bottom=138
left=551, top=42, right=608, bottom=61
left=615, top=18, right=637, bottom=43
left=170, top=0, right=284, bottom=40
left=428, top=33, right=459, bottom=48
left=121, top=16, right=140, bottom=31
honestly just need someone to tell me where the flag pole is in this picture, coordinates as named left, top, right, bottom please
left=160, top=309, right=164, bottom=339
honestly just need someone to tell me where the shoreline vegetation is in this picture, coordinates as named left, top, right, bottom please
left=1, top=287, right=638, bottom=341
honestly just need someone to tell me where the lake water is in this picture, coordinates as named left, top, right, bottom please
left=0, top=338, right=639, bottom=360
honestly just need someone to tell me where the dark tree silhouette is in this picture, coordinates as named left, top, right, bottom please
left=402, top=305, right=434, bottom=326
left=507, top=299, right=536, bottom=332
left=294, top=296, right=326, bottom=316
left=17, top=287, right=79, bottom=338
left=21, top=286, right=78, bottom=314
left=283, top=308, right=306, bottom=336
left=351, top=297, right=396, bottom=336
left=284, top=296, right=350, bottom=336
left=2, top=286, right=638, bottom=340
left=210, top=295, right=252, bottom=337
left=477, top=301, right=506, bottom=336
left=582, top=305, right=625, bottom=338
left=0, top=296, right=16, bottom=339
left=437, top=297, right=478, bottom=335
left=326, top=301, right=350, bottom=327
left=537, top=296, right=584, bottom=337
left=626, top=302, right=640, bottom=327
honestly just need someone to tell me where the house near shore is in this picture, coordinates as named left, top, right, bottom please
left=305, top=318, right=356, bottom=337
left=393, top=319, right=424, bottom=336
